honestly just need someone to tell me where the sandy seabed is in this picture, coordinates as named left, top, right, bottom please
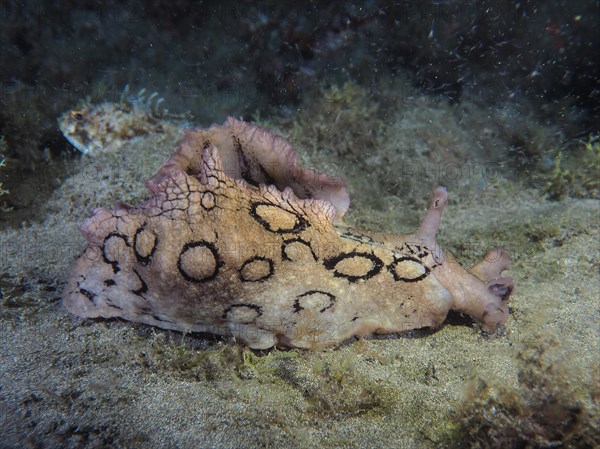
left=0, top=114, right=598, bottom=449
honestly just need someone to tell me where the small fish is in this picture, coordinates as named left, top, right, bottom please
left=58, top=86, right=185, bottom=156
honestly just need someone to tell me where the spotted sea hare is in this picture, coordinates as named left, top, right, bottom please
left=64, top=117, right=513, bottom=349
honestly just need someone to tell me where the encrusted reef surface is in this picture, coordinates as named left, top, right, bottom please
left=0, top=88, right=598, bottom=447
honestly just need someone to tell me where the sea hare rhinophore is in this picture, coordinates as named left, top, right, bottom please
left=63, top=117, right=514, bottom=349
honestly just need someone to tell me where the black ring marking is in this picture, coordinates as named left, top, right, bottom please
left=104, top=298, right=122, bottom=310
left=293, top=290, right=336, bottom=313
left=104, top=279, right=116, bottom=287
left=233, top=135, right=255, bottom=186
left=177, top=240, right=223, bottom=283
left=201, top=191, right=216, bottom=210
left=257, top=162, right=276, bottom=186
left=232, top=136, right=277, bottom=187
left=323, top=251, right=384, bottom=283
left=133, top=224, right=158, bottom=266
left=401, top=243, right=430, bottom=259
left=222, top=304, right=262, bottom=324
left=281, top=237, right=317, bottom=262
left=79, top=288, right=96, bottom=302
left=340, top=230, right=378, bottom=245
left=387, top=255, right=431, bottom=282
left=102, top=232, right=130, bottom=274
left=250, top=202, right=308, bottom=234
left=239, top=256, right=274, bottom=282
left=131, top=269, right=148, bottom=297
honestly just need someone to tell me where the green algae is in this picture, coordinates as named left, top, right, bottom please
left=442, top=334, right=599, bottom=449
left=145, top=332, right=396, bottom=420
left=546, top=134, right=600, bottom=200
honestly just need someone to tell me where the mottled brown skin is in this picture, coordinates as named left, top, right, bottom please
left=58, top=101, right=164, bottom=155
left=64, top=118, right=513, bottom=349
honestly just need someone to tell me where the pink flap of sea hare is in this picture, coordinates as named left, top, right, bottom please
left=64, top=117, right=514, bottom=349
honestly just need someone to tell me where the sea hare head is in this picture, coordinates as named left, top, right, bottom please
left=147, top=117, right=350, bottom=220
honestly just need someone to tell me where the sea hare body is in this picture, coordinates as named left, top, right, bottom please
left=64, top=117, right=513, bottom=349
